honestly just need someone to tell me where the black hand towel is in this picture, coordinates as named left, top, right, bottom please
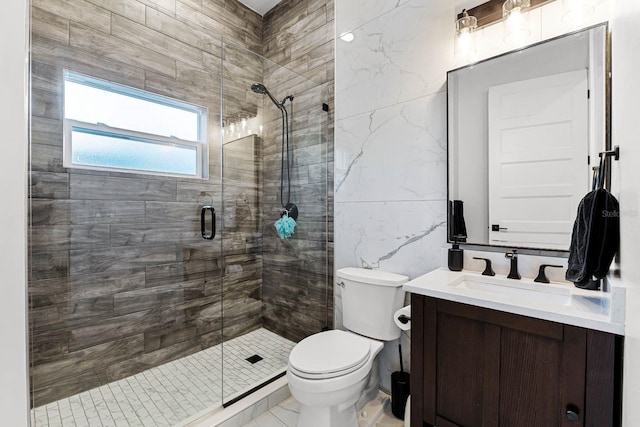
left=566, top=188, right=619, bottom=289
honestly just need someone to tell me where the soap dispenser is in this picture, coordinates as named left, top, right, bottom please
left=448, top=236, right=464, bottom=271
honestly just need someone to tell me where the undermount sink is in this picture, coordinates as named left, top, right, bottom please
left=451, top=274, right=572, bottom=307
left=403, top=268, right=624, bottom=335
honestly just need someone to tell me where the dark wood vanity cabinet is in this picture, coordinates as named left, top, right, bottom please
left=410, top=294, right=623, bottom=427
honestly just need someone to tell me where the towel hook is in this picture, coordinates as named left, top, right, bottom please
left=598, top=145, right=620, bottom=161
left=592, top=155, right=606, bottom=190
left=592, top=146, right=619, bottom=191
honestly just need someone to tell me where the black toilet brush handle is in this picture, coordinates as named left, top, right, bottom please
left=399, top=344, right=404, bottom=373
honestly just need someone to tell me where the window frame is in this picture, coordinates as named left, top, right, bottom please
left=62, top=70, right=209, bottom=179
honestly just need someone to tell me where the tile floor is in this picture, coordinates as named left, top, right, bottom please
left=248, top=394, right=405, bottom=427
left=31, top=328, right=295, bottom=427
left=245, top=397, right=300, bottom=427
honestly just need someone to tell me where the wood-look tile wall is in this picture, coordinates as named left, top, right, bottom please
left=30, top=0, right=264, bottom=407
left=261, top=0, right=335, bottom=341
left=29, top=0, right=334, bottom=408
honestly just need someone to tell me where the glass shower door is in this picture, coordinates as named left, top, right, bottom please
left=220, top=39, right=329, bottom=405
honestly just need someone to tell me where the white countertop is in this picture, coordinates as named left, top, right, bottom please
left=404, top=268, right=625, bottom=335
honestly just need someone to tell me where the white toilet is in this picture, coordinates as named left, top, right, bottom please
left=286, top=267, right=408, bottom=427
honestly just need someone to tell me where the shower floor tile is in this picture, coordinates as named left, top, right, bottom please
left=31, top=328, right=295, bottom=427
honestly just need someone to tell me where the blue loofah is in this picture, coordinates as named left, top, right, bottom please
left=274, top=214, right=296, bottom=239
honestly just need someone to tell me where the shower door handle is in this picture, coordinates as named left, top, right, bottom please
left=201, top=206, right=216, bottom=240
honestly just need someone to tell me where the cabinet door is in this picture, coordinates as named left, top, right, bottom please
left=436, top=312, right=499, bottom=427
left=499, top=325, right=586, bottom=427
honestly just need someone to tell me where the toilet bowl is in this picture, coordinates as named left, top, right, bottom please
left=287, top=267, right=409, bottom=427
left=286, top=330, right=384, bottom=427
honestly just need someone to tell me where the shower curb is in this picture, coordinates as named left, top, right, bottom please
left=184, top=376, right=291, bottom=427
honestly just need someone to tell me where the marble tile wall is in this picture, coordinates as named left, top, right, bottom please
left=334, top=0, right=451, bottom=392
left=261, top=0, right=335, bottom=340
left=333, top=0, right=610, bottom=393
left=29, top=0, right=265, bottom=407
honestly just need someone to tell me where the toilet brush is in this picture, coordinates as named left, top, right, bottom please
left=391, top=344, right=410, bottom=419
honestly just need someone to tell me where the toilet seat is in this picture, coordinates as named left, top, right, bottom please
left=288, top=330, right=372, bottom=380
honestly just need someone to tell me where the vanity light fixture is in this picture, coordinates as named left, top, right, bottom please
left=561, top=0, right=595, bottom=26
left=455, top=0, right=538, bottom=52
left=503, top=0, right=531, bottom=44
left=455, top=9, right=478, bottom=60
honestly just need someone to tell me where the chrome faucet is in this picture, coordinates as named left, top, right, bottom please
left=505, top=250, right=521, bottom=280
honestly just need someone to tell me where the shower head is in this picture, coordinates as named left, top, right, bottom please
left=251, top=83, right=283, bottom=109
left=250, top=83, right=267, bottom=94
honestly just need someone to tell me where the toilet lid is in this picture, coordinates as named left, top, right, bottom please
left=288, top=330, right=371, bottom=379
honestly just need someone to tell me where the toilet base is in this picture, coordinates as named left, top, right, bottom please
left=287, top=331, right=386, bottom=427
left=297, top=401, right=358, bottom=427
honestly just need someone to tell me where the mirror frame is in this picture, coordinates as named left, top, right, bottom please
left=446, top=22, right=611, bottom=252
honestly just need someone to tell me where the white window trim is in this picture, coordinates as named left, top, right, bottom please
left=63, top=120, right=208, bottom=178
left=63, top=70, right=209, bottom=179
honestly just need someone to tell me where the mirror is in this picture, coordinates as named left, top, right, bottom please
left=447, top=24, right=609, bottom=251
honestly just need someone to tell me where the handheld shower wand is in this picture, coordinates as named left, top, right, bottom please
left=251, top=84, right=283, bottom=110
left=251, top=83, right=298, bottom=221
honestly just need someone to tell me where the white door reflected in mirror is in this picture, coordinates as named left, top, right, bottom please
left=488, top=70, right=589, bottom=250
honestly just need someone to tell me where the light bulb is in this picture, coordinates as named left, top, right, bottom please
left=455, top=10, right=478, bottom=61
left=503, top=0, right=531, bottom=44
left=458, top=30, right=472, bottom=51
left=507, top=7, right=523, bottom=32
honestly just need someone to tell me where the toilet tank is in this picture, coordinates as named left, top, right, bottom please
left=338, top=267, right=408, bottom=341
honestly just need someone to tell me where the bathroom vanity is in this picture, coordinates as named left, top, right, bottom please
left=406, top=269, right=624, bottom=427
left=413, top=20, right=625, bottom=427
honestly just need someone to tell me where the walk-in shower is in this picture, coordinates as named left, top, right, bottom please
left=28, top=4, right=329, bottom=425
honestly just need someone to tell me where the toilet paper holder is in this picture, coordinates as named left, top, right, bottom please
left=397, top=314, right=411, bottom=324
left=394, top=305, right=411, bottom=331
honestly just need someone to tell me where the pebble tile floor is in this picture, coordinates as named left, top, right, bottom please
left=31, top=329, right=295, bottom=427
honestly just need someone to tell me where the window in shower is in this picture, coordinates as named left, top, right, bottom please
left=63, top=70, right=209, bottom=178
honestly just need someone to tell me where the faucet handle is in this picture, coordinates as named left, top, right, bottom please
left=534, top=264, right=564, bottom=284
left=473, top=257, right=495, bottom=276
